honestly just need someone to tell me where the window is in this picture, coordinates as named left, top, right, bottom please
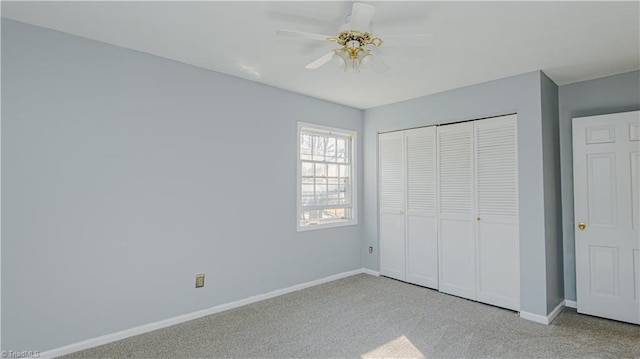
left=297, top=122, right=357, bottom=231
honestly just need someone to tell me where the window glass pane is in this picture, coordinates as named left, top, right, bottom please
left=321, top=209, right=336, bottom=219
left=337, top=139, right=346, bottom=163
left=301, top=134, right=312, bottom=154
left=301, top=162, right=313, bottom=177
left=312, top=135, right=325, bottom=161
left=339, top=178, right=349, bottom=203
left=339, top=165, right=350, bottom=178
left=328, top=179, right=340, bottom=203
left=328, top=164, right=338, bottom=178
left=315, top=178, right=327, bottom=205
left=301, top=210, right=321, bottom=222
left=315, top=163, right=327, bottom=177
left=302, top=186, right=314, bottom=197
left=326, top=138, right=337, bottom=162
left=302, top=178, right=314, bottom=205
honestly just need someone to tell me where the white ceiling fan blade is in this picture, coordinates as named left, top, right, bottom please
left=349, top=3, right=375, bottom=31
left=379, top=33, right=434, bottom=47
left=370, top=53, right=390, bottom=73
left=277, top=29, right=332, bottom=42
left=305, top=51, right=336, bottom=69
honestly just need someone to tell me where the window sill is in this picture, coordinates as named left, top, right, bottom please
left=297, top=220, right=358, bottom=232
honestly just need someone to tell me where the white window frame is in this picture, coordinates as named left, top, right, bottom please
left=297, top=121, right=357, bottom=232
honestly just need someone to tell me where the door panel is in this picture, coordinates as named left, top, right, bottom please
left=439, top=218, right=476, bottom=299
left=379, top=132, right=405, bottom=281
left=379, top=133, right=405, bottom=211
left=405, top=127, right=438, bottom=289
left=629, top=123, right=640, bottom=141
left=437, top=122, right=476, bottom=299
left=587, top=153, right=617, bottom=227
left=406, top=214, right=437, bottom=288
left=380, top=210, right=405, bottom=280
left=474, top=115, right=520, bottom=310
left=573, top=110, right=640, bottom=325
left=588, top=245, right=619, bottom=296
left=476, top=221, right=520, bottom=310
left=631, top=152, right=640, bottom=230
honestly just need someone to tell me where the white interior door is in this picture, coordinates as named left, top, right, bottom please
left=474, top=115, right=520, bottom=311
left=379, top=131, right=406, bottom=281
left=405, top=127, right=438, bottom=289
left=437, top=122, right=476, bottom=300
left=573, top=110, right=640, bottom=325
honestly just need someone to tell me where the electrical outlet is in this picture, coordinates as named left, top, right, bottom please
left=368, top=246, right=373, bottom=254
left=195, top=274, right=205, bottom=288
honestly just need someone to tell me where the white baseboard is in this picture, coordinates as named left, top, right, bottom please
left=546, top=300, right=565, bottom=324
left=519, top=311, right=549, bottom=324
left=361, top=268, right=380, bottom=276
left=519, top=300, right=565, bottom=325
left=564, top=299, right=577, bottom=308
left=39, top=268, right=368, bottom=359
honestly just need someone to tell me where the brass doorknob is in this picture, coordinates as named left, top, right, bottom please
left=578, top=222, right=586, bottom=230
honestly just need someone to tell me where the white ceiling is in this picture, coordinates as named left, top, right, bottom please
left=2, top=1, right=639, bottom=109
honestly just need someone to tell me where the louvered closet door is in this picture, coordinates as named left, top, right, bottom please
left=379, top=131, right=406, bottom=281
left=405, top=127, right=438, bottom=288
left=437, top=122, right=476, bottom=299
left=475, top=115, right=520, bottom=311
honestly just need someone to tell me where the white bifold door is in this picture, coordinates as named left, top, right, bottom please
left=474, top=117, right=520, bottom=310
left=437, top=115, right=520, bottom=311
left=379, top=127, right=438, bottom=289
left=573, top=110, right=640, bottom=325
left=437, top=122, right=476, bottom=299
left=379, top=131, right=406, bottom=281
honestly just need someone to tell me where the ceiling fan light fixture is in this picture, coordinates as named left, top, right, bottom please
left=358, top=50, right=373, bottom=68
left=350, top=58, right=360, bottom=73
left=333, top=51, right=347, bottom=69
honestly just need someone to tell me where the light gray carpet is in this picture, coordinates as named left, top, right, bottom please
left=62, top=274, right=640, bottom=358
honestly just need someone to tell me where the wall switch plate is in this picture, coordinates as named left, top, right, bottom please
left=195, top=274, right=205, bottom=288
left=368, top=246, right=373, bottom=254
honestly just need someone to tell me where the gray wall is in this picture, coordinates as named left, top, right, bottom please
left=363, top=71, right=554, bottom=317
left=540, top=72, right=563, bottom=312
left=1, top=19, right=364, bottom=352
left=558, top=70, right=640, bottom=301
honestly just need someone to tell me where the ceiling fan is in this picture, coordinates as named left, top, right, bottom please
left=276, top=3, right=432, bottom=73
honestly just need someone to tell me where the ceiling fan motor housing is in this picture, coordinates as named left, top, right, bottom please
left=336, top=30, right=382, bottom=47
left=334, top=30, right=383, bottom=59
